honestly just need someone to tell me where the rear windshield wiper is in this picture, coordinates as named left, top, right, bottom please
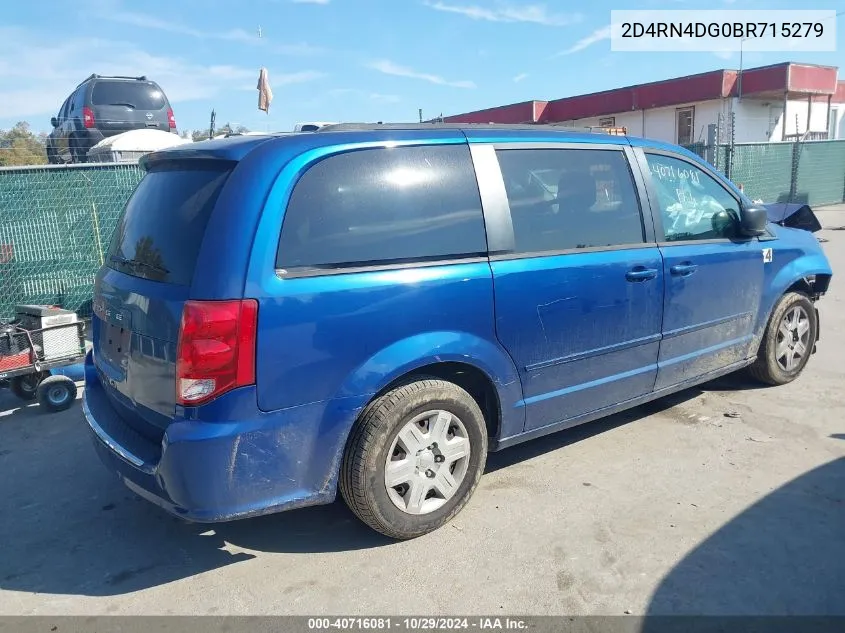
left=110, top=254, right=169, bottom=275
left=109, top=102, right=137, bottom=108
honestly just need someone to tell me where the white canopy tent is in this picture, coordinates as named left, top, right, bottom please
left=86, top=129, right=192, bottom=163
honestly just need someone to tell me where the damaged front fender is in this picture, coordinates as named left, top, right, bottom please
left=763, top=203, right=823, bottom=233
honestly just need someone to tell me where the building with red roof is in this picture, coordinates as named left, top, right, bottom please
left=444, top=62, right=845, bottom=145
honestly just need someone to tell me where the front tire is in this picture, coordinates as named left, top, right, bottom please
left=748, top=291, right=817, bottom=385
left=340, top=378, right=488, bottom=539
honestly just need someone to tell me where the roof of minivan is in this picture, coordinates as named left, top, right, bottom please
left=141, top=124, right=700, bottom=167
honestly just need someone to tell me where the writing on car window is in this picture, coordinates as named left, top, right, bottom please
left=645, top=154, right=739, bottom=241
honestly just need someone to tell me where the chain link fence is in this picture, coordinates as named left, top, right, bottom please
left=723, top=142, right=795, bottom=204
left=683, top=139, right=845, bottom=207
left=794, top=140, right=845, bottom=207
left=0, top=163, right=144, bottom=320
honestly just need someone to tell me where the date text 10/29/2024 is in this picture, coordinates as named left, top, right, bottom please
left=308, top=618, right=528, bottom=631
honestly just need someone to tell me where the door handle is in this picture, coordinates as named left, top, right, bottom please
left=670, top=262, right=698, bottom=277
left=626, top=267, right=658, bottom=282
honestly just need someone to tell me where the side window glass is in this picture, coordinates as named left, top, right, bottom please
left=72, top=88, right=86, bottom=112
left=59, top=97, right=71, bottom=119
left=277, top=144, right=487, bottom=271
left=495, top=148, right=645, bottom=253
left=644, top=153, right=740, bottom=242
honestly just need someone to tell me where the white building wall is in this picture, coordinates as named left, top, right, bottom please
left=833, top=105, right=845, bottom=140
left=566, top=96, right=843, bottom=144
left=731, top=99, right=778, bottom=142
left=569, top=99, right=731, bottom=144
left=771, top=98, right=829, bottom=139
left=642, top=108, right=674, bottom=141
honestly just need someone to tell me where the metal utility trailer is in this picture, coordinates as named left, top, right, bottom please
left=0, top=306, right=86, bottom=412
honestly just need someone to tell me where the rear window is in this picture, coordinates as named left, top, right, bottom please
left=276, top=144, right=487, bottom=271
left=91, top=81, right=167, bottom=110
left=107, top=164, right=231, bottom=285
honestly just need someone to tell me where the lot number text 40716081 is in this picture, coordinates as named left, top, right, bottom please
left=307, top=618, right=528, bottom=631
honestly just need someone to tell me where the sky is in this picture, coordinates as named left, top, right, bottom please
left=1, top=0, right=843, bottom=135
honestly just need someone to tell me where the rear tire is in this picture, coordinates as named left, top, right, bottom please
left=70, top=136, right=88, bottom=163
left=10, top=371, right=48, bottom=401
left=36, top=375, right=77, bottom=413
left=340, top=378, right=488, bottom=539
left=748, top=292, right=817, bottom=386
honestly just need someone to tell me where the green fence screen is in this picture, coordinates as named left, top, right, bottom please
left=794, top=140, right=845, bottom=207
left=683, top=139, right=845, bottom=206
left=0, top=163, right=144, bottom=319
left=727, top=142, right=796, bottom=203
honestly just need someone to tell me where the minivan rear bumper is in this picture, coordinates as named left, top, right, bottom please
left=82, top=351, right=358, bottom=522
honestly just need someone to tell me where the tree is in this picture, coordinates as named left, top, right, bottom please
left=0, top=122, right=48, bottom=167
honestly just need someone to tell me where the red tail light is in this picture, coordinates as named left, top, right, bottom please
left=82, top=106, right=95, bottom=129
left=167, top=108, right=176, bottom=129
left=176, top=299, right=258, bottom=406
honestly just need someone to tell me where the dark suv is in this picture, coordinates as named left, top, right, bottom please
left=46, top=75, right=177, bottom=164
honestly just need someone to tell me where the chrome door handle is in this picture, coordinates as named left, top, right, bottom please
left=670, top=263, right=698, bottom=277
left=626, top=267, right=658, bottom=282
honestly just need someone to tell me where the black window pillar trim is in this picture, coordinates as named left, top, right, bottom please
left=468, top=144, right=516, bottom=255
left=623, top=145, right=657, bottom=244
left=629, top=147, right=664, bottom=242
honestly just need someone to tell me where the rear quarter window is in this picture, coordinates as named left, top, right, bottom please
left=106, top=163, right=231, bottom=285
left=276, top=144, right=487, bottom=272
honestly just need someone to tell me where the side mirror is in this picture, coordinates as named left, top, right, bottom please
left=50, top=117, right=58, bottom=128
left=739, top=203, right=768, bottom=237
left=711, top=209, right=736, bottom=237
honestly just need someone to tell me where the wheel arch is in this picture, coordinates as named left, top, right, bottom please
left=332, top=331, right=524, bottom=445
left=751, top=270, right=829, bottom=356
left=312, top=334, right=522, bottom=502
left=370, top=360, right=503, bottom=443
left=786, top=273, right=831, bottom=298
left=753, top=252, right=832, bottom=346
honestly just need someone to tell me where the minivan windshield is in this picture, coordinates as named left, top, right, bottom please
left=106, top=163, right=231, bottom=285
left=92, top=81, right=167, bottom=110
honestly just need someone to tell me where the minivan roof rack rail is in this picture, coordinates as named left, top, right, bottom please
left=316, top=122, right=627, bottom=135
left=76, top=74, right=149, bottom=88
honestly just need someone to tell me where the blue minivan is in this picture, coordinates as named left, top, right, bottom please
left=83, top=124, right=832, bottom=539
